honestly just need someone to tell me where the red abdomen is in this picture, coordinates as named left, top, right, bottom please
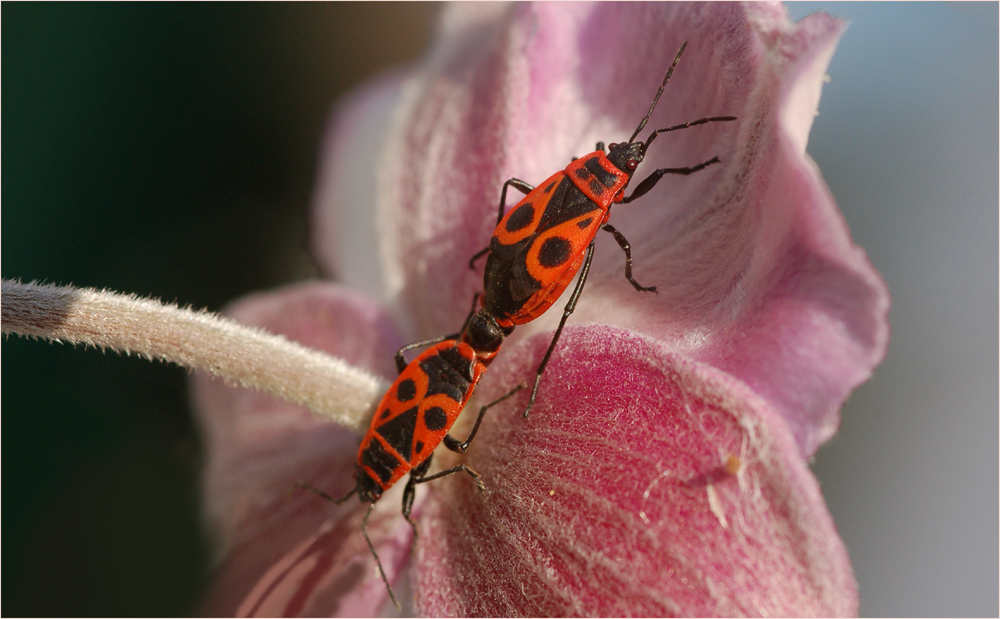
left=358, top=340, right=484, bottom=493
left=483, top=151, right=627, bottom=326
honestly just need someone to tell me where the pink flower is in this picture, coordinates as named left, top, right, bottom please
left=194, top=3, right=889, bottom=616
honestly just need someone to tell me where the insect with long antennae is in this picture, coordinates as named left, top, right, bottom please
left=301, top=41, right=735, bottom=607
left=299, top=297, right=522, bottom=608
left=471, top=41, right=736, bottom=418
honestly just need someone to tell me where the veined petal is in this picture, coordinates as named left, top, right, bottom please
left=316, top=3, right=888, bottom=454
left=416, top=326, right=857, bottom=616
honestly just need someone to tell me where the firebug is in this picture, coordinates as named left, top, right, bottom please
left=298, top=301, right=521, bottom=608
left=471, top=41, right=736, bottom=417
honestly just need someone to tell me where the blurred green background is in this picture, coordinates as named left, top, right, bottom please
left=4, top=4, right=436, bottom=615
left=4, top=3, right=997, bottom=617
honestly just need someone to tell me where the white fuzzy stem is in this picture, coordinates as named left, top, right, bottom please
left=1, top=279, right=381, bottom=430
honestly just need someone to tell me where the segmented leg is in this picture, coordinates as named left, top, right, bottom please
left=622, top=156, right=722, bottom=204
left=412, top=463, right=486, bottom=492
left=469, top=178, right=535, bottom=269
left=443, top=383, right=526, bottom=453
left=400, top=457, right=435, bottom=556
left=602, top=223, right=657, bottom=293
left=522, top=242, right=596, bottom=419
left=393, top=294, right=482, bottom=372
left=291, top=482, right=356, bottom=504
left=394, top=334, right=454, bottom=374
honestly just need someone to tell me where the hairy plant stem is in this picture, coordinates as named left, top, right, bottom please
left=1, top=279, right=381, bottom=430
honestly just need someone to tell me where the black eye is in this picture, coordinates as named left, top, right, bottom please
left=609, top=142, right=618, bottom=149
left=626, top=159, right=638, bottom=171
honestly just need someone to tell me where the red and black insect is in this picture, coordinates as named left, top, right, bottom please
left=471, top=41, right=736, bottom=417
left=300, top=303, right=521, bottom=608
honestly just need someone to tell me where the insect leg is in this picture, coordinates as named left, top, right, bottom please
left=522, top=241, right=596, bottom=419
left=394, top=333, right=458, bottom=373
left=401, top=456, right=434, bottom=553
left=470, top=178, right=536, bottom=269
left=495, top=178, right=535, bottom=225
left=602, top=223, right=657, bottom=293
left=621, top=156, right=722, bottom=204
left=291, top=482, right=357, bottom=504
left=468, top=246, right=490, bottom=269
left=361, top=502, right=402, bottom=609
left=394, top=296, right=480, bottom=372
left=444, top=383, right=526, bottom=453
left=412, top=463, right=486, bottom=492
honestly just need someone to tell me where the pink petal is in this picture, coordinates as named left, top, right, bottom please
left=311, top=71, right=412, bottom=303
left=415, top=326, right=857, bottom=616
left=193, top=282, right=409, bottom=616
left=313, top=2, right=889, bottom=455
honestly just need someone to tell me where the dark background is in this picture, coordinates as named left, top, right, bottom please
left=4, top=3, right=997, bottom=616
left=4, top=4, right=436, bottom=615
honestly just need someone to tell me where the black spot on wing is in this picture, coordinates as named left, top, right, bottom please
left=424, top=406, right=448, bottom=432
left=415, top=440, right=425, bottom=455
left=505, top=203, right=535, bottom=232
left=361, top=437, right=400, bottom=483
left=577, top=217, right=594, bottom=229
left=544, top=180, right=557, bottom=193
left=376, top=405, right=419, bottom=461
left=396, top=378, right=416, bottom=402
left=538, top=236, right=571, bottom=268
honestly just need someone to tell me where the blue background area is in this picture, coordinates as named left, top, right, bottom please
left=4, top=3, right=997, bottom=615
left=787, top=3, right=997, bottom=615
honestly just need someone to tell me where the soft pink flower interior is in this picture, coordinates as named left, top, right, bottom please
left=314, top=2, right=887, bottom=456
left=196, top=2, right=891, bottom=616
left=415, top=326, right=857, bottom=616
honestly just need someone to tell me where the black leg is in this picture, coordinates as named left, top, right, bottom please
left=394, top=334, right=456, bottom=373
left=469, top=178, right=535, bottom=269
left=495, top=178, right=535, bottom=225
left=602, top=224, right=657, bottom=293
left=522, top=242, right=596, bottom=419
left=291, top=481, right=357, bottom=504
left=596, top=141, right=605, bottom=152
left=622, top=156, right=721, bottom=204
left=412, top=463, right=486, bottom=492
left=443, top=383, right=526, bottom=453
left=394, top=295, right=480, bottom=372
left=468, top=246, right=490, bottom=270
left=399, top=456, right=434, bottom=557
left=402, top=457, right=434, bottom=519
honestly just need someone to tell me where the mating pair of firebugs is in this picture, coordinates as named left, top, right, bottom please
left=302, top=42, right=736, bottom=608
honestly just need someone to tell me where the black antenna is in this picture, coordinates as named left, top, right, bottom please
left=629, top=41, right=688, bottom=143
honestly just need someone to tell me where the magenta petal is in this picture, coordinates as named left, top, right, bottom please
left=192, top=282, right=408, bottom=615
left=415, top=326, right=857, bottom=616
